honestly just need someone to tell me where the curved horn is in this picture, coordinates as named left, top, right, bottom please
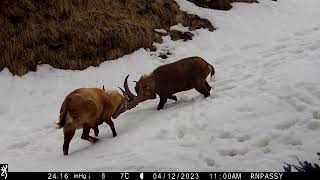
left=126, top=82, right=145, bottom=110
left=135, top=81, right=143, bottom=97
left=124, top=75, right=136, bottom=100
left=118, top=87, right=127, bottom=97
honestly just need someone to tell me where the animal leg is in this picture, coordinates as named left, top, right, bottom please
left=93, top=126, right=99, bottom=137
left=93, top=120, right=103, bottom=136
left=205, top=81, right=212, bottom=91
left=81, top=126, right=99, bottom=143
left=106, top=119, right=117, bottom=137
left=168, top=95, right=177, bottom=101
left=157, top=96, right=168, bottom=110
left=195, top=83, right=210, bottom=98
left=63, top=127, right=76, bottom=155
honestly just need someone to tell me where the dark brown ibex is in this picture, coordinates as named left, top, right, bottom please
left=133, top=56, right=215, bottom=110
left=56, top=78, right=146, bottom=155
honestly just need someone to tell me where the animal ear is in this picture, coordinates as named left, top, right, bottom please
left=103, top=85, right=105, bottom=91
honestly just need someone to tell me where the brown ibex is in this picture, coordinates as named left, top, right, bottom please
left=133, top=56, right=215, bottom=110
left=56, top=78, right=146, bottom=155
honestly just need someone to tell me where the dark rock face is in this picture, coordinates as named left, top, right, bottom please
left=169, top=30, right=194, bottom=41
left=187, top=0, right=259, bottom=11
left=187, top=0, right=233, bottom=11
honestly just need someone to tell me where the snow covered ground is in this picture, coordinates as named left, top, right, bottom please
left=1, top=0, right=320, bottom=171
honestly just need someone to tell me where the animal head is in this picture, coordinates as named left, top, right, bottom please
left=111, top=95, right=127, bottom=119
left=113, top=75, right=148, bottom=118
left=135, top=75, right=156, bottom=99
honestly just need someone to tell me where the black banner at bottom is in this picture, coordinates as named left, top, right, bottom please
left=4, top=172, right=320, bottom=180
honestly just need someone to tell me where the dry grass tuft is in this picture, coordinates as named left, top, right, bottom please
left=0, top=0, right=214, bottom=75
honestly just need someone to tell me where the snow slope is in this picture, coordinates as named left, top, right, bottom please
left=1, top=0, right=320, bottom=171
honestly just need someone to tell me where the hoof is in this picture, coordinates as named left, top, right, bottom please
left=89, top=137, right=100, bottom=143
left=157, top=106, right=164, bottom=110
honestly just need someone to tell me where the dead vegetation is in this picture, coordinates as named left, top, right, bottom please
left=0, top=0, right=214, bottom=76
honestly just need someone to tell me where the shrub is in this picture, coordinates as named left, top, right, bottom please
left=284, top=152, right=320, bottom=172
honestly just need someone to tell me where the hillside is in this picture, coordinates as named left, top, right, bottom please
left=0, top=0, right=213, bottom=76
left=1, top=0, right=320, bottom=171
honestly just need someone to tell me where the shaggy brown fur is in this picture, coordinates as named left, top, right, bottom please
left=57, top=88, right=126, bottom=155
left=0, top=0, right=214, bottom=76
left=135, top=56, right=215, bottom=110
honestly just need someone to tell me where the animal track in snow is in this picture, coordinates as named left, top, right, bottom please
left=278, top=37, right=290, bottom=42
left=286, top=139, right=303, bottom=146
left=218, top=147, right=249, bottom=157
left=280, top=96, right=308, bottom=112
left=215, top=79, right=237, bottom=92
left=303, top=85, right=320, bottom=101
left=273, top=44, right=289, bottom=51
left=306, top=120, right=320, bottom=130
left=7, top=141, right=30, bottom=150
left=153, top=129, right=170, bottom=139
left=262, top=147, right=271, bottom=154
left=204, top=158, right=215, bottom=167
left=239, top=43, right=263, bottom=50
left=293, top=31, right=307, bottom=37
left=218, top=131, right=234, bottom=139
left=235, top=106, right=255, bottom=113
left=273, top=119, right=297, bottom=130
left=313, top=26, right=319, bottom=31
left=198, top=153, right=216, bottom=167
left=255, top=138, right=270, bottom=148
left=237, top=134, right=251, bottom=142
left=42, top=89, right=54, bottom=96
left=280, top=135, right=303, bottom=146
left=253, top=135, right=278, bottom=148
left=194, top=122, right=208, bottom=131
left=176, top=128, right=185, bottom=139
left=175, top=124, right=190, bottom=139
left=27, top=90, right=36, bottom=95
left=279, top=86, right=320, bottom=113
left=313, top=112, right=320, bottom=120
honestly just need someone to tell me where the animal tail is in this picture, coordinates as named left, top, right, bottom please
left=56, top=97, right=71, bottom=129
left=208, top=63, right=215, bottom=81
